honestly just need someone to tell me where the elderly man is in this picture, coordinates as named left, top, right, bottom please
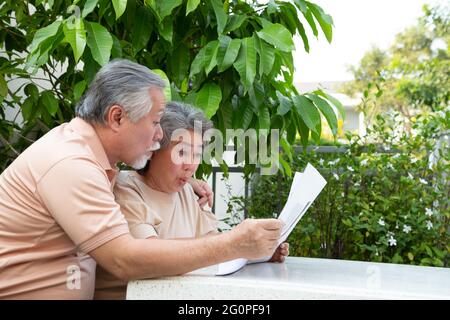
left=0, top=59, right=282, bottom=299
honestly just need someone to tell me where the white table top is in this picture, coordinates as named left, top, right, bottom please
left=127, top=257, right=450, bottom=300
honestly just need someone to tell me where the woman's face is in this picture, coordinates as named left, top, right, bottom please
left=146, top=129, right=203, bottom=193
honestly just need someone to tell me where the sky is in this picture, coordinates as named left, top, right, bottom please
left=293, top=0, right=443, bottom=83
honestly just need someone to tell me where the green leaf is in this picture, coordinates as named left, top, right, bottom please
left=254, top=34, right=275, bottom=76
left=280, top=136, right=293, bottom=162
left=210, top=0, right=228, bottom=34
left=258, top=104, right=270, bottom=130
left=256, top=23, right=294, bottom=52
left=276, top=91, right=292, bottom=116
left=279, top=2, right=299, bottom=35
left=157, top=0, right=182, bottom=20
left=279, top=156, right=292, bottom=177
left=158, top=17, right=173, bottom=44
left=190, top=47, right=207, bottom=77
left=132, top=6, right=153, bottom=54
left=292, top=95, right=321, bottom=134
left=169, top=44, right=189, bottom=87
left=186, top=0, right=200, bottom=16
left=204, top=40, right=220, bottom=75
left=295, top=112, right=310, bottom=148
left=73, top=80, right=86, bottom=103
left=85, top=22, right=113, bottom=66
left=112, top=0, right=127, bottom=20
left=21, top=97, right=35, bottom=122
left=82, top=0, right=99, bottom=18
left=24, top=83, right=39, bottom=103
left=195, top=83, right=222, bottom=119
left=28, top=20, right=62, bottom=54
left=301, top=8, right=318, bottom=37
left=111, top=34, right=122, bottom=58
left=307, top=93, right=338, bottom=136
left=40, top=90, right=58, bottom=116
left=224, top=14, right=246, bottom=33
left=296, top=20, right=310, bottom=52
left=241, top=106, right=253, bottom=130
left=0, top=75, right=7, bottom=100
left=233, top=37, right=256, bottom=93
left=217, top=36, right=241, bottom=72
left=314, top=89, right=345, bottom=120
left=248, top=82, right=265, bottom=110
left=151, top=69, right=171, bottom=101
left=293, top=0, right=307, bottom=13
left=63, top=19, right=86, bottom=62
left=308, top=3, right=333, bottom=43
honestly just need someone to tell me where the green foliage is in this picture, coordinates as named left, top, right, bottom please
left=341, top=4, right=449, bottom=121
left=243, top=107, right=450, bottom=267
left=0, top=0, right=342, bottom=176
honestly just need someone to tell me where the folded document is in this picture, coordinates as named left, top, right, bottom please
left=215, top=163, right=327, bottom=275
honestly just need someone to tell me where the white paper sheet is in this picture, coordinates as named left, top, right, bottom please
left=214, top=163, right=327, bottom=276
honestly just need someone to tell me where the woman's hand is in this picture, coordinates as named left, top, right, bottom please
left=268, top=242, right=289, bottom=263
left=189, top=178, right=214, bottom=208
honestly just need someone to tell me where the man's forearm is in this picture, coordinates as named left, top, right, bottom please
left=121, top=232, right=237, bottom=280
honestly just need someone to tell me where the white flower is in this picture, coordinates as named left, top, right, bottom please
left=341, top=192, right=345, bottom=197
left=411, top=157, right=418, bottom=164
left=388, top=235, right=397, bottom=246
left=347, top=166, right=354, bottom=172
left=318, top=159, right=324, bottom=166
left=403, top=225, right=411, bottom=234
left=387, top=163, right=394, bottom=170
left=333, top=173, right=339, bottom=180
left=328, top=159, right=340, bottom=166
left=419, top=178, right=428, bottom=185
left=408, top=172, right=414, bottom=180
left=425, top=208, right=433, bottom=217
left=392, top=154, right=400, bottom=159
left=426, top=220, right=433, bottom=230
left=378, top=218, right=385, bottom=226
left=360, top=159, right=368, bottom=166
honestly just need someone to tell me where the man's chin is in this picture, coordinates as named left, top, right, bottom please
left=129, top=156, right=151, bottom=170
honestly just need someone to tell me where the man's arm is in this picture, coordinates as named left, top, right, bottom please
left=90, top=218, right=282, bottom=281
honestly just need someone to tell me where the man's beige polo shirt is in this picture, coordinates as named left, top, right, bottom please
left=0, top=117, right=130, bottom=299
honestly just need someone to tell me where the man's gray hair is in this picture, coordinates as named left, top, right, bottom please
left=159, top=101, right=213, bottom=149
left=75, top=59, right=165, bottom=124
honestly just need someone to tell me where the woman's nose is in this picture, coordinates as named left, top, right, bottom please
left=155, top=124, right=163, bottom=141
left=183, top=162, right=197, bottom=173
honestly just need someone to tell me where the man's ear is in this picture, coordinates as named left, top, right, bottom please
left=106, top=105, right=125, bottom=132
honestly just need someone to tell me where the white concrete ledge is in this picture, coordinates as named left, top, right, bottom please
left=127, top=257, right=450, bottom=300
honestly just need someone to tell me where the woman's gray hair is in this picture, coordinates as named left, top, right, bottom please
left=75, top=59, right=165, bottom=124
left=159, top=101, right=213, bottom=149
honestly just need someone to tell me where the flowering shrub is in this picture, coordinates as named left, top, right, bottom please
left=245, top=107, right=449, bottom=267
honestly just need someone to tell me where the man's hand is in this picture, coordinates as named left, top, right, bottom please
left=228, top=219, right=283, bottom=260
left=189, top=178, right=214, bottom=208
left=268, top=242, right=289, bottom=263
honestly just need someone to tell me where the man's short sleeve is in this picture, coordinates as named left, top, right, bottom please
left=36, top=157, right=130, bottom=253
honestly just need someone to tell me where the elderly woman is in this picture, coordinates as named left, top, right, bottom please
left=95, top=102, right=289, bottom=299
